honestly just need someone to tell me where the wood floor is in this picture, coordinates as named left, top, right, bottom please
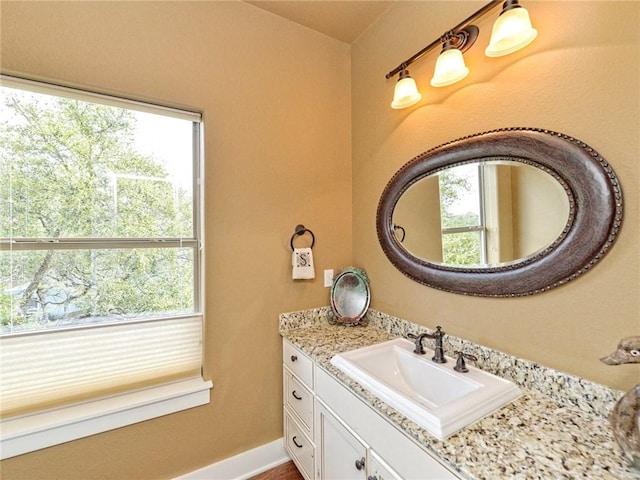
left=249, top=461, right=304, bottom=480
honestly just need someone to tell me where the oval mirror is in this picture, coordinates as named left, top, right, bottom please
left=377, top=128, right=623, bottom=297
left=330, top=267, right=370, bottom=326
left=393, top=161, right=571, bottom=267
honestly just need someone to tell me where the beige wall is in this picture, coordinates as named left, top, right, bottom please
left=353, top=0, right=639, bottom=392
left=1, top=1, right=351, bottom=479
left=1, top=0, right=639, bottom=478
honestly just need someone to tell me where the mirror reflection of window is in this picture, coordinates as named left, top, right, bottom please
left=392, top=161, right=570, bottom=269
left=438, top=164, right=486, bottom=267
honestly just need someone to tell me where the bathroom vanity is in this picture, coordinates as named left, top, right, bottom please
left=281, top=308, right=638, bottom=480
left=284, top=338, right=457, bottom=480
left=280, top=123, right=631, bottom=480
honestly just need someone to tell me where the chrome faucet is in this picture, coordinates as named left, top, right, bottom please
left=407, top=326, right=447, bottom=363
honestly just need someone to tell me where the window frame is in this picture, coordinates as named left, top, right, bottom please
left=0, top=75, right=211, bottom=459
left=440, top=164, right=488, bottom=266
left=1, top=74, right=204, bottom=324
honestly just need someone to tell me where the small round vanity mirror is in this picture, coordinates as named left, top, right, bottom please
left=330, top=267, right=370, bottom=326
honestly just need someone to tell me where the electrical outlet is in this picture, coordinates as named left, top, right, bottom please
left=323, top=269, right=334, bottom=287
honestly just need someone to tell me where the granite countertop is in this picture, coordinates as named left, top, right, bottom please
left=280, top=308, right=639, bottom=480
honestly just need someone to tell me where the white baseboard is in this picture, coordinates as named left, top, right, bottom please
left=175, top=438, right=290, bottom=480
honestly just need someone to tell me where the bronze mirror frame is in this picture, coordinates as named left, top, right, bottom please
left=376, top=128, right=623, bottom=297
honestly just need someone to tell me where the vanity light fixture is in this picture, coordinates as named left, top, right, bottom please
left=391, top=68, right=422, bottom=109
left=430, top=27, right=478, bottom=88
left=386, top=0, right=537, bottom=109
left=485, top=0, right=538, bottom=57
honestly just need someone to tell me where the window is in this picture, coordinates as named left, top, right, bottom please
left=0, top=76, right=210, bottom=458
left=438, top=164, right=487, bottom=266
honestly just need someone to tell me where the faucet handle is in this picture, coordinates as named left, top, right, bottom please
left=453, top=351, right=478, bottom=373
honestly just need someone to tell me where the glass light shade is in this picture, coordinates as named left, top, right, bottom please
left=391, top=75, right=422, bottom=109
left=430, top=48, right=469, bottom=88
left=485, top=6, right=538, bottom=57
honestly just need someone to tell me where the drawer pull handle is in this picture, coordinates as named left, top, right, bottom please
left=292, top=436, right=303, bottom=448
left=291, top=390, right=302, bottom=400
left=290, top=355, right=298, bottom=362
left=355, top=457, right=365, bottom=470
left=368, top=477, right=378, bottom=480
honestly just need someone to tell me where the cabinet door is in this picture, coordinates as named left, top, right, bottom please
left=316, top=401, right=367, bottom=480
left=368, top=450, right=402, bottom=480
left=315, top=366, right=460, bottom=479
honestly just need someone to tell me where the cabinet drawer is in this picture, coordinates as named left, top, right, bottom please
left=285, top=413, right=314, bottom=480
left=284, top=370, right=314, bottom=433
left=283, top=339, right=313, bottom=388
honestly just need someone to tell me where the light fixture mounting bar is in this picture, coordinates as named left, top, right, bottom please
left=385, top=0, right=502, bottom=79
left=446, top=26, right=479, bottom=53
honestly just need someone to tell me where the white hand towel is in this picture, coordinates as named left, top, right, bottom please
left=292, top=247, right=315, bottom=279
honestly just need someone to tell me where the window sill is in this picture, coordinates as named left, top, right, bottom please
left=0, top=376, right=213, bottom=459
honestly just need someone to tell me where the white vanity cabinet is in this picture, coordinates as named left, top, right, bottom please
left=315, top=400, right=368, bottom=480
left=283, top=339, right=315, bottom=480
left=314, top=366, right=458, bottom=480
left=283, top=338, right=460, bottom=480
left=315, top=399, right=402, bottom=480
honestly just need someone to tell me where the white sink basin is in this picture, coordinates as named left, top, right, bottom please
left=330, top=338, right=521, bottom=439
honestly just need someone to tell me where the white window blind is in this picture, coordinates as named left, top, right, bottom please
left=0, top=316, right=203, bottom=415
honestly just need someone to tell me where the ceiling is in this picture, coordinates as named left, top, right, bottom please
left=244, top=1, right=395, bottom=44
